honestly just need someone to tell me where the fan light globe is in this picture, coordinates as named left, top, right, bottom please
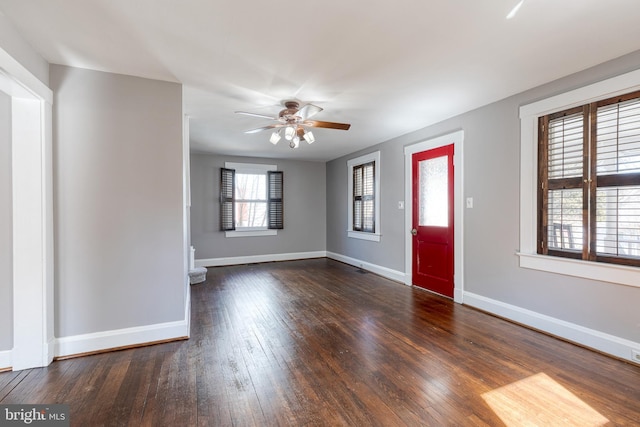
left=303, top=131, right=315, bottom=144
left=284, top=126, right=295, bottom=141
left=269, top=131, right=281, bottom=144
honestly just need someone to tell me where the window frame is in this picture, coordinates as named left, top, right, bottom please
left=347, top=151, right=381, bottom=242
left=223, top=162, right=279, bottom=238
left=519, top=68, right=640, bottom=288
left=538, top=94, right=640, bottom=267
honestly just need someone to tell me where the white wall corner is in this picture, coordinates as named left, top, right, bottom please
left=184, top=280, right=191, bottom=338
left=11, top=95, right=54, bottom=371
left=463, top=291, right=640, bottom=363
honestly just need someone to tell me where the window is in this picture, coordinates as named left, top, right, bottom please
left=353, top=161, right=375, bottom=232
left=538, top=90, right=640, bottom=267
left=347, top=152, right=380, bottom=241
left=220, top=163, right=283, bottom=237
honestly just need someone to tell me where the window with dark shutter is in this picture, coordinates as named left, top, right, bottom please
left=538, top=90, right=640, bottom=266
left=353, top=161, right=375, bottom=233
left=220, top=168, right=235, bottom=231
left=219, top=164, right=284, bottom=234
left=267, top=171, right=283, bottom=229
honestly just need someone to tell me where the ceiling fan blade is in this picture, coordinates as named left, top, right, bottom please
left=244, top=124, right=283, bottom=134
left=235, top=111, right=278, bottom=120
left=304, top=120, right=351, bottom=130
left=297, top=103, right=323, bottom=120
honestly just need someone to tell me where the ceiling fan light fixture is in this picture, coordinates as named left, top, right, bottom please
left=237, top=100, right=350, bottom=149
left=285, top=126, right=295, bottom=141
left=269, top=130, right=281, bottom=144
left=303, top=131, right=315, bottom=144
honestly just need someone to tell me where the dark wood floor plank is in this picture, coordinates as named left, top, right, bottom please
left=1, top=258, right=639, bottom=426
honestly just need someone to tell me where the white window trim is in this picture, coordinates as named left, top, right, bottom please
left=347, top=151, right=381, bottom=242
left=224, top=162, right=277, bottom=238
left=518, top=68, right=640, bottom=288
left=225, top=229, right=277, bottom=238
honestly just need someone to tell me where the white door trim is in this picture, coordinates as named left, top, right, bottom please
left=404, top=130, right=464, bottom=303
left=1, top=46, right=54, bottom=370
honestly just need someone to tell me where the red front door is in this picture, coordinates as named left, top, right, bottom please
left=412, top=144, right=454, bottom=297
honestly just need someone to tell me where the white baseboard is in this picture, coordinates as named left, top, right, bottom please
left=464, top=291, right=640, bottom=364
left=0, top=349, right=11, bottom=371
left=55, top=281, right=191, bottom=359
left=55, top=318, right=190, bottom=358
left=0, top=339, right=57, bottom=371
left=326, top=251, right=407, bottom=284
left=195, top=251, right=327, bottom=268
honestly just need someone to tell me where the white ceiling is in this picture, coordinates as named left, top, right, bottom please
left=2, top=0, right=640, bottom=161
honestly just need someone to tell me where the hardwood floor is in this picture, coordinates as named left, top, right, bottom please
left=1, top=258, right=639, bottom=426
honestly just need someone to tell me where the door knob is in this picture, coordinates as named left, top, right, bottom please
left=411, top=228, right=417, bottom=235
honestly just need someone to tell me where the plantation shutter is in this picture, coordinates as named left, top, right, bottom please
left=267, top=171, right=284, bottom=229
left=592, top=92, right=640, bottom=262
left=220, top=168, right=235, bottom=231
left=540, top=107, right=587, bottom=258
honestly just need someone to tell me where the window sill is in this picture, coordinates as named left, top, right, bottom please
left=225, top=229, right=277, bottom=238
left=517, top=252, right=639, bottom=289
left=348, top=231, right=381, bottom=242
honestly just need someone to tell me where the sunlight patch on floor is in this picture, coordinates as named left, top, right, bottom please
left=481, top=372, right=609, bottom=426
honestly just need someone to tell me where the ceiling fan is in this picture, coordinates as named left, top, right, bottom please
left=235, top=100, right=351, bottom=148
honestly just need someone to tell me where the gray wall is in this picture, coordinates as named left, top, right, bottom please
left=191, top=153, right=326, bottom=260
left=327, top=50, right=640, bottom=344
left=51, top=65, right=185, bottom=337
left=0, top=91, right=12, bottom=351
left=326, top=142, right=405, bottom=271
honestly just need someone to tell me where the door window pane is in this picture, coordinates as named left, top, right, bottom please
left=419, top=156, right=448, bottom=227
